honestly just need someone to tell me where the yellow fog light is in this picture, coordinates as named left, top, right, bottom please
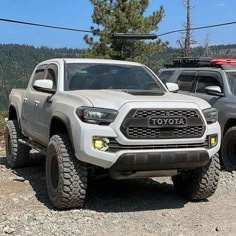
left=92, top=138, right=108, bottom=151
left=209, top=135, right=217, bottom=148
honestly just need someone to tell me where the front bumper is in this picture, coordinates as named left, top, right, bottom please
left=74, top=120, right=221, bottom=169
left=72, top=102, right=221, bottom=169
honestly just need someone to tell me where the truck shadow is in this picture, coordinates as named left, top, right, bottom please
left=0, top=154, right=189, bottom=212
left=86, top=178, right=188, bottom=212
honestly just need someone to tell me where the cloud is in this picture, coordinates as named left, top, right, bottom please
left=216, top=3, right=225, bottom=7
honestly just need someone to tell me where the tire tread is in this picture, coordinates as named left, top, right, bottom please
left=46, top=134, right=87, bottom=209
left=172, top=153, right=220, bottom=200
left=5, top=120, right=30, bottom=168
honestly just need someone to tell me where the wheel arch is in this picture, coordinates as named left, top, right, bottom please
left=8, top=105, right=18, bottom=121
left=50, top=112, right=74, bottom=150
left=223, top=118, right=236, bottom=136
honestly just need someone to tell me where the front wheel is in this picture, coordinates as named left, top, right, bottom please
left=172, top=154, right=220, bottom=200
left=46, top=134, right=88, bottom=209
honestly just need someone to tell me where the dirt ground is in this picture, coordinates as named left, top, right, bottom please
left=0, top=142, right=236, bottom=236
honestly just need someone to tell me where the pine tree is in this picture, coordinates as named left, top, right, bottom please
left=84, top=0, right=167, bottom=65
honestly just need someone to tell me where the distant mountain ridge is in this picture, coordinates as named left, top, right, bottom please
left=209, top=44, right=236, bottom=57
left=212, top=48, right=236, bottom=57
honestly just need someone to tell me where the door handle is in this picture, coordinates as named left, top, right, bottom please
left=34, top=100, right=40, bottom=106
left=23, top=98, right=28, bottom=103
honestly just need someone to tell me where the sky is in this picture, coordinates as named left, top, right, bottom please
left=0, top=0, right=235, bottom=49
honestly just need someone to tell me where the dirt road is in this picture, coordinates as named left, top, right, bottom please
left=0, top=146, right=236, bottom=236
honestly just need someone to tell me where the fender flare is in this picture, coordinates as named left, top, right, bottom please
left=50, top=112, right=74, bottom=150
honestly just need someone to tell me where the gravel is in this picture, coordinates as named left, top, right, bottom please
left=1, top=149, right=236, bottom=236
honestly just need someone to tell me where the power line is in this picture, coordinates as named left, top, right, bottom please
left=0, top=17, right=236, bottom=38
left=0, top=18, right=93, bottom=34
left=157, top=21, right=236, bottom=37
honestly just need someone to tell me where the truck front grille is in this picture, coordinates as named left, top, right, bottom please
left=134, top=110, right=199, bottom=118
left=121, top=109, right=205, bottom=139
left=128, top=126, right=204, bottom=139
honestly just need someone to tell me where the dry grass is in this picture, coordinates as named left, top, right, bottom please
left=0, top=111, right=7, bottom=137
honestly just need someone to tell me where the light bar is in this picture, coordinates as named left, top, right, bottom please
left=110, top=33, right=157, bottom=40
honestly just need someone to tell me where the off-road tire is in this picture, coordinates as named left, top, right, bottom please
left=46, top=134, right=88, bottom=210
left=221, top=126, right=236, bottom=171
left=5, top=120, right=30, bottom=168
left=172, top=154, right=220, bottom=200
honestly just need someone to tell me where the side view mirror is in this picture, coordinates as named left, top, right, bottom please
left=166, top=82, right=179, bottom=93
left=205, top=86, right=224, bottom=97
left=33, top=79, right=55, bottom=94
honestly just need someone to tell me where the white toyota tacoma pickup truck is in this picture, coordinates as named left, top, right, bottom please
left=6, top=58, right=221, bottom=209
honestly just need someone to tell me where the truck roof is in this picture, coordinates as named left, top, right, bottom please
left=42, top=58, right=144, bottom=67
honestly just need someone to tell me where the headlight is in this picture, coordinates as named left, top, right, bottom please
left=76, top=107, right=118, bottom=125
left=202, top=108, right=218, bottom=124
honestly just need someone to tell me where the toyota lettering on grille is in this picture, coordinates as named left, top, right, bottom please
left=149, top=116, right=187, bottom=127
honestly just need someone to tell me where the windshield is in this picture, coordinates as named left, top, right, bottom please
left=65, top=63, right=164, bottom=91
left=226, top=72, right=236, bottom=95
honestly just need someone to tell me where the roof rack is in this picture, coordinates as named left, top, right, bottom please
left=164, top=57, right=236, bottom=70
left=165, top=57, right=212, bottom=68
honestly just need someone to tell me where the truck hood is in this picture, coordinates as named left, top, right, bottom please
left=67, top=90, right=211, bottom=111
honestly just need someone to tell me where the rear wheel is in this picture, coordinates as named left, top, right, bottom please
left=5, top=120, right=30, bottom=168
left=221, top=127, right=236, bottom=171
left=46, top=134, right=88, bottom=209
left=172, top=154, right=220, bottom=200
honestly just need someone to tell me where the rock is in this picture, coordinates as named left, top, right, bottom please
left=215, top=226, right=220, bottom=232
left=13, top=176, right=25, bottom=182
left=12, top=198, right=19, bottom=203
left=161, top=212, right=167, bottom=217
left=4, top=226, right=15, bottom=234
left=84, top=216, right=92, bottom=222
